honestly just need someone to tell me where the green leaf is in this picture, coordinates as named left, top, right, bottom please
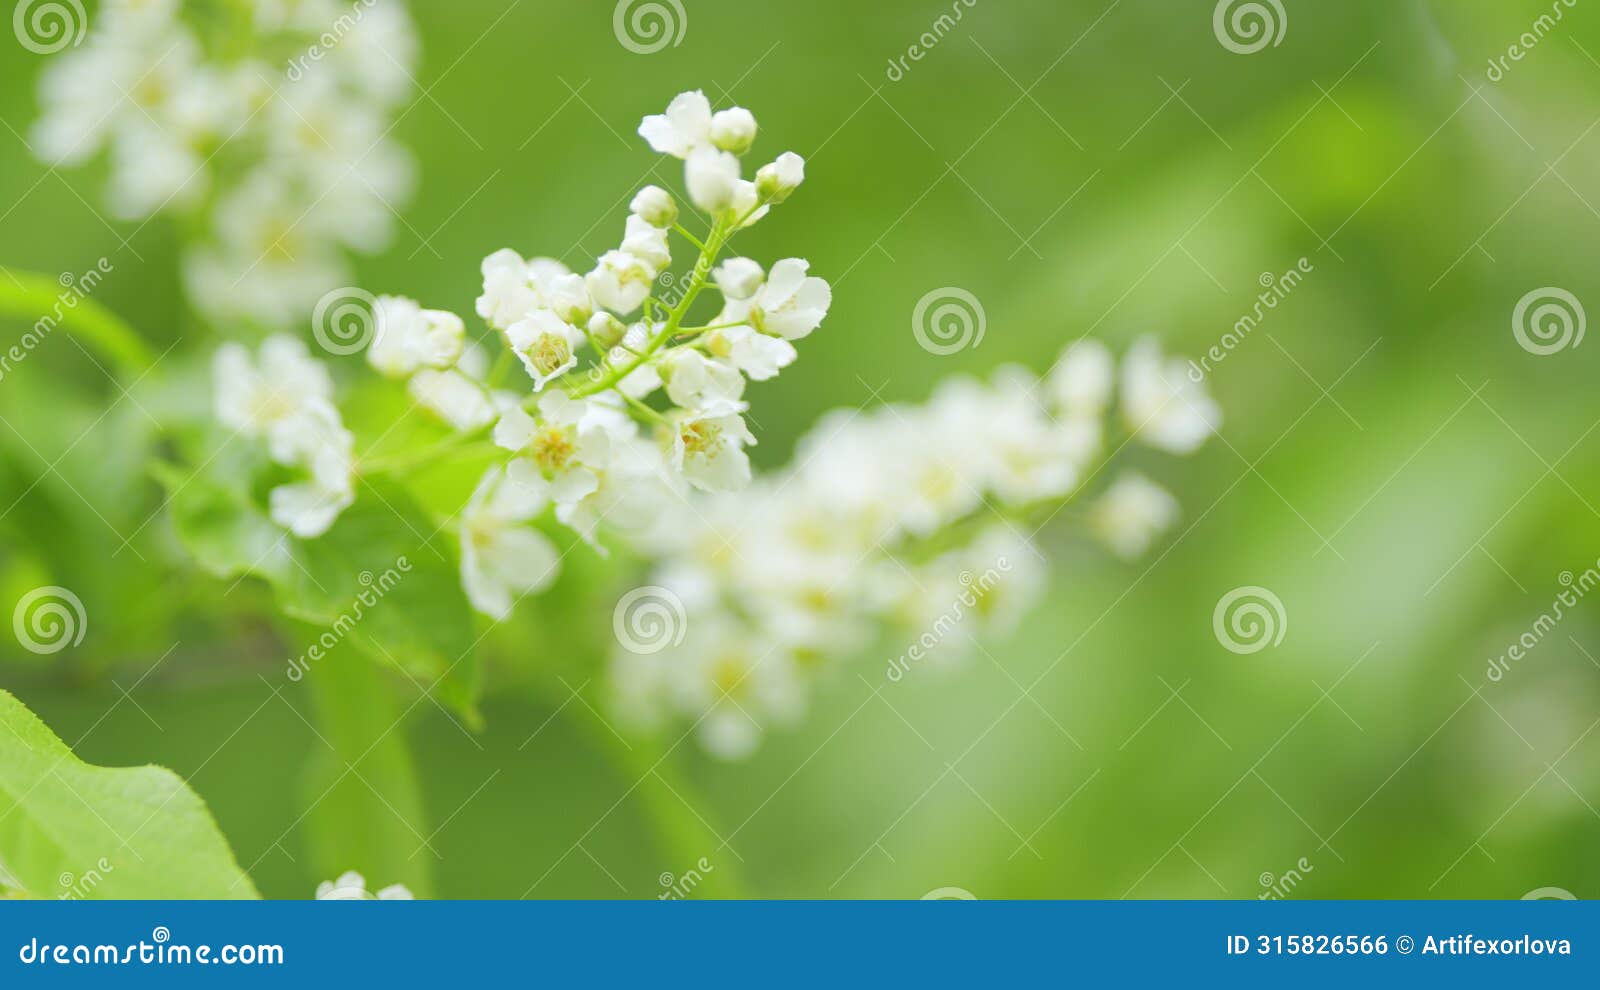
left=156, top=446, right=482, bottom=725
left=0, top=688, right=258, bottom=899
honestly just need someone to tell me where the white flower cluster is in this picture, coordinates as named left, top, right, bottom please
left=609, top=338, right=1221, bottom=758
left=32, top=0, right=418, bottom=327
left=208, top=89, right=829, bottom=625
left=314, top=870, right=413, bottom=900
left=214, top=336, right=355, bottom=538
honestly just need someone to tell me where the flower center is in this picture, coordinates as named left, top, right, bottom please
left=530, top=424, right=577, bottom=474
left=679, top=420, right=723, bottom=457
left=527, top=334, right=572, bottom=377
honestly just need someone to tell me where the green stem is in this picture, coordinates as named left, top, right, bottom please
left=360, top=427, right=496, bottom=477
left=563, top=217, right=733, bottom=399
left=555, top=679, right=748, bottom=898
left=0, top=266, right=156, bottom=377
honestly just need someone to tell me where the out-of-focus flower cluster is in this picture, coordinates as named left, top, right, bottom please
left=314, top=870, right=413, bottom=900
left=209, top=90, right=828, bottom=620
left=33, top=0, right=417, bottom=327
left=609, top=338, right=1221, bottom=758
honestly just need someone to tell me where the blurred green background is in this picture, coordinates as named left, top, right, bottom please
left=3, top=0, right=1600, bottom=898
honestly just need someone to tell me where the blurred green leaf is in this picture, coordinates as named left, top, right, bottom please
left=0, top=688, right=257, bottom=899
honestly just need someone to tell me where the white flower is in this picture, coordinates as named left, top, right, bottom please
left=477, top=252, right=587, bottom=330
left=666, top=412, right=756, bottom=492
left=750, top=258, right=831, bottom=340
left=979, top=372, right=1081, bottom=503
left=369, top=295, right=465, bottom=378
left=607, top=324, right=664, bottom=399
left=664, top=349, right=746, bottom=414
left=1047, top=340, right=1113, bottom=417
left=685, top=146, right=741, bottom=213
left=315, top=871, right=414, bottom=901
left=936, top=528, right=1046, bottom=635
left=507, top=310, right=581, bottom=391
left=756, top=152, right=805, bottom=203
left=630, top=185, right=677, bottom=228
left=727, top=179, right=770, bottom=228
left=495, top=391, right=616, bottom=509
left=655, top=615, right=803, bottom=760
left=712, top=257, right=764, bottom=300
left=586, top=250, right=656, bottom=316
left=213, top=335, right=334, bottom=439
left=714, top=325, right=795, bottom=382
left=1121, top=337, right=1221, bottom=454
left=409, top=369, right=499, bottom=431
left=621, top=214, right=671, bottom=272
left=476, top=248, right=540, bottom=330
left=266, top=400, right=355, bottom=539
left=542, top=270, right=593, bottom=326
left=709, top=107, right=757, bottom=154
left=1091, top=472, right=1180, bottom=559
left=459, top=467, right=560, bottom=620
left=638, top=90, right=712, bottom=159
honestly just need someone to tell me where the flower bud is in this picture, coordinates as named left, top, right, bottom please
left=587, top=311, right=627, bottom=350
left=686, top=147, right=741, bottom=213
left=713, top=257, right=764, bottom=300
left=710, top=107, right=758, bottom=154
left=755, top=152, right=805, bottom=203
left=630, top=185, right=678, bottom=228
